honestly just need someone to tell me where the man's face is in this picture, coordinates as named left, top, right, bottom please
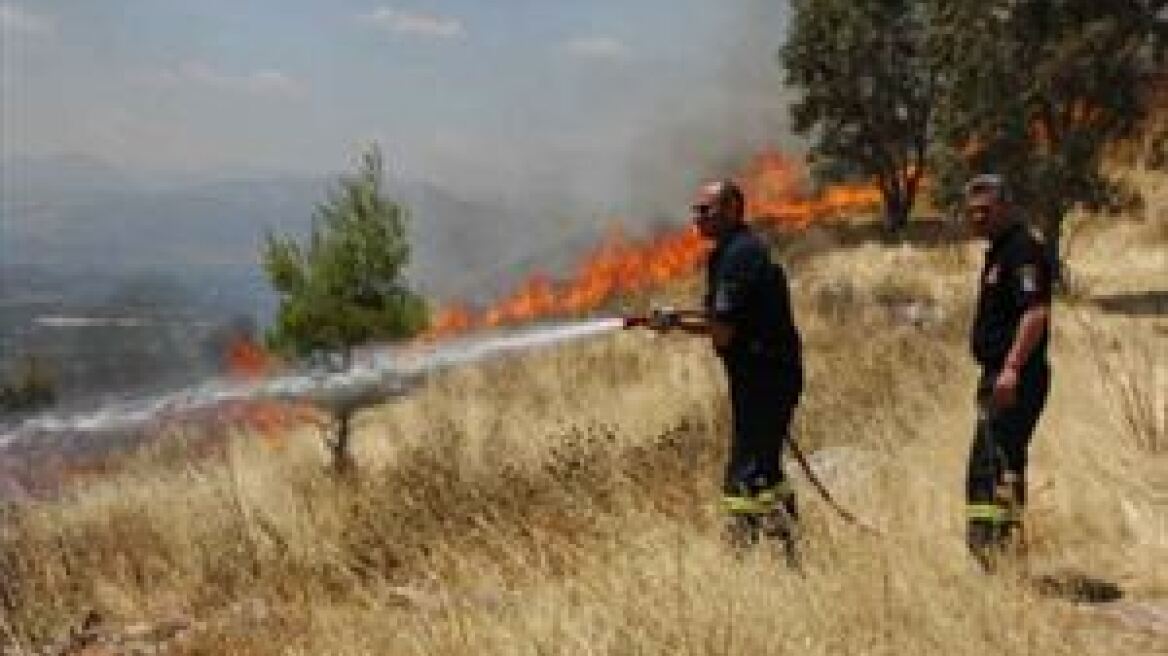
left=690, top=183, right=732, bottom=240
left=965, top=191, right=1007, bottom=239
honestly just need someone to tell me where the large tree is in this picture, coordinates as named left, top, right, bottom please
left=931, top=0, right=1167, bottom=271
left=782, top=0, right=943, bottom=233
left=262, top=144, right=427, bottom=470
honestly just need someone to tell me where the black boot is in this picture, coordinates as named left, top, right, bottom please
left=726, top=513, right=762, bottom=553
left=763, top=503, right=800, bottom=569
left=967, top=519, right=1006, bottom=573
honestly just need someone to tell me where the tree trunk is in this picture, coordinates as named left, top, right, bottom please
left=1037, top=210, right=1064, bottom=288
left=329, top=406, right=357, bottom=477
left=882, top=190, right=910, bottom=235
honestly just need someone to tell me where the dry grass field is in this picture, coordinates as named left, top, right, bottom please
left=1, top=170, right=1165, bottom=655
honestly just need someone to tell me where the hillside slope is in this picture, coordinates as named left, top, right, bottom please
left=1, top=171, right=1165, bottom=655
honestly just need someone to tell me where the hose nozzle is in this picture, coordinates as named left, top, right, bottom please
left=623, top=307, right=680, bottom=330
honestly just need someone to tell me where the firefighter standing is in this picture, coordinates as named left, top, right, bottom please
left=648, top=179, right=804, bottom=563
left=963, top=174, right=1053, bottom=570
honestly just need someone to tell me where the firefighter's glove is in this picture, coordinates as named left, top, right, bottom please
left=648, top=307, right=681, bottom=332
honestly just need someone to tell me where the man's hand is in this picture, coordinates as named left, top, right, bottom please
left=648, top=307, right=681, bottom=332
left=992, top=366, right=1019, bottom=409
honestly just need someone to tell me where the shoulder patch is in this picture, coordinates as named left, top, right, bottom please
left=713, top=284, right=732, bottom=314
left=985, top=264, right=1000, bottom=285
left=1019, top=264, right=1038, bottom=294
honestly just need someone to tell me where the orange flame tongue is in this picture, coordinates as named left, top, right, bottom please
left=743, top=149, right=884, bottom=228
left=222, top=336, right=320, bottom=445
left=558, top=226, right=708, bottom=306
left=423, top=225, right=708, bottom=339
left=741, top=150, right=805, bottom=223
left=429, top=305, right=476, bottom=336
left=215, top=399, right=322, bottom=448
left=424, top=147, right=883, bottom=338
left=226, top=336, right=276, bottom=379
left=484, top=274, right=558, bottom=327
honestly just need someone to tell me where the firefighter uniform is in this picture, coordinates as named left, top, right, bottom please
left=967, top=221, right=1052, bottom=564
left=704, top=224, right=803, bottom=559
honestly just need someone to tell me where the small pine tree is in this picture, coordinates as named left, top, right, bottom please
left=263, top=144, right=427, bottom=357
left=261, top=144, right=428, bottom=470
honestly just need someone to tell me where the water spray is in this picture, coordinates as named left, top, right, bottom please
left=0, top=318, right=628, bottom=455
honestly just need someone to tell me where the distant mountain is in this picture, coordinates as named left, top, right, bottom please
left=2, top=153, right=137, bottom=200
left=0, top=155, right=603, bottom=316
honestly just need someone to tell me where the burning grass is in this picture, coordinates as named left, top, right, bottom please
left=425, top=150, right=884, bottom=338
left=2, top=202, right=1167, bottom=654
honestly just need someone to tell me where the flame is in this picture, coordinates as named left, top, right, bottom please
left=741, top=150, right=884, bottom=228
left=740, top=150, right=807, bottom=223
left=226, top=336, right=276, bottom=379
left=428, top=304, right=476, bottom=336
left=216, top=399, right=323, bottom=448
left=424, top=148, right=882, bottom=337
left=1030, top=99, right=1107, bottom=152
left=963, top=98, right=1110, bottom=159
left=222, top=336, right=321, bottom=444
left=422, top=226, right=708, bottom=338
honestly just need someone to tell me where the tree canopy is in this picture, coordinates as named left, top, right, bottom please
left=262, top=144, right=428, bottom=360
left=930, top=0, right=1166, bottom=265
left=782, top=0, right=1167, bottom=260
left=782, top=0, right=943, bottom=232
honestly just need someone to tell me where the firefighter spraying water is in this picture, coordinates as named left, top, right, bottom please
left=623, top=179, right=807, bottom=564
left=626, top=306, right=879, bottom=535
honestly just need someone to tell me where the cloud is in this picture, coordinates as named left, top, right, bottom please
left=152, top=61, right=306, bottom=97
left=358, top=7, right=466, bottom=39
left=562, top=36, right=632, bottom=61
left=0, top=3, right=53, bottom=36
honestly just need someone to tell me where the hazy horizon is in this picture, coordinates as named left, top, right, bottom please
left=3, top=1, right=801, bottom=216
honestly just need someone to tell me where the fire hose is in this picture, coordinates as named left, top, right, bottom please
left=787, top=436, right=883, bottom=535
left=624, top=309, right=882, bottom=536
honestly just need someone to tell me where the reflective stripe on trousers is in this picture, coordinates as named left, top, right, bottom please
left=722, top=481, right=795, bottom=515
left=965, top=502, right=1021, bottom=525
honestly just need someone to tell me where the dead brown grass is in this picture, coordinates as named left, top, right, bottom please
left=1, top=180, right=1166, bottom=655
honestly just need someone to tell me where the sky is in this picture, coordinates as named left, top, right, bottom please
left=1, top=1, right=797, bottom=211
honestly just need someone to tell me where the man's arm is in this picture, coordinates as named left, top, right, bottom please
left=640, top=310, right=730, bottom=344
left=992, top=243, right=1053, bottom=409
left=1005, top=306, right=1050, bottom=371
left=993, top=305, right=1049, bottom=408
